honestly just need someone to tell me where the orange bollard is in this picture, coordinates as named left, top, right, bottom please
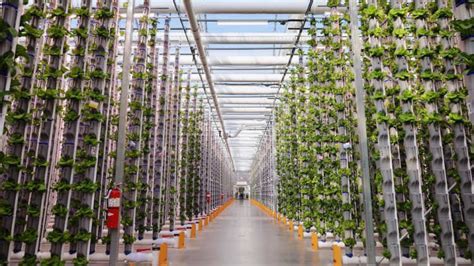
left=198, top=219, right=203, bottom=231
left=191, top=223, right=197, bottom=238
left=178, top=231, right=185, bottom=249
left=298, top=224, right=303, bottom=240
left=311, top=232, right=319, bottom=251
left=289, top=220, right=294, bottom=231
left=204, top=216, right=209, bottom=226
left=159, top=243, right=168, bottom=266
left=333, top=244, right=342, bottom=266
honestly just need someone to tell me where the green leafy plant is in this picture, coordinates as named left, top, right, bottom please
left=74, top=7, right=90, bottom=17
left=47, top=229, right=70, bottom=244
left=73, top=179, right=98, bottom=193
left=0, top=19, right=17, bottom=42
left=95, top=7, right=114, bottom=19
left=451, top=17, right=474, bottom=38
left=47, top=25, right=68, bottom=38
left=40, top=255, right=65, bottom=266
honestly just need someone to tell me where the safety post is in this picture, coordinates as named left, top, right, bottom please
left=198, top=219, right=203, bottom=231
left=289, top=220, right=293, bottom=231
left=311, top=232, right=319, bottom=251
left=333, top=244, right=342, bottom=266
left=297, top=224, right=303, bottom=240
left=159, top=243, right=168, bottom=266
left=191, top=223, right=197, bottom=238
left=178, top=232, right=185, bottom=249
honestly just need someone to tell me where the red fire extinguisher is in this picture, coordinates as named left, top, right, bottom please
left=220, top=193, right=224, bottom=200
left=206, top=192, right=211, bottom=203
left=106, top=187, right=121, bottom=229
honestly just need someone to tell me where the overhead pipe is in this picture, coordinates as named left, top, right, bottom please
left=227, top=125, right=268, bottom=139
left=140, top=0, right=341, bottom=14
left=118, top=32, right=319, bottom=45
left=182, top=0, right=234, bottom=168
left=117, top=56, right=292, bottom=67
left=190, top=74, right=282, bottom=82
left=162, top=32, right=312, bottom=44
left=180, top=56, right=290, bottom=65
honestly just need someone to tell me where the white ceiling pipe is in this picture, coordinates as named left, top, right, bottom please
left=118, top=32, right=311, bottom=44
left=216, top=86, right=278, bottom=94
left=220, top=104, right=274, bottom=107
left=179, top=56, right=289, bottom=65
left=151, top=0, right=338, bottom=14
left=226, top=124, right=267, bottom=128
left=191, top=74, right=282, bottom=82
left=163, top=32, right=311, bottom=44
left=219, top=98, right=274, bottom=104
left=222, top=108, right=272, bottom=113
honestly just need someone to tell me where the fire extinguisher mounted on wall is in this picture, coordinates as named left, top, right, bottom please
left=106, top=187, right=121, bottom=229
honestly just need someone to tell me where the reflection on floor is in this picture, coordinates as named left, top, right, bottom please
left=168, top=200, right=333, bottom=266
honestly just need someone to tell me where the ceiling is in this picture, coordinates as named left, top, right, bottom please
left=118, top=0, right=325, bottom=171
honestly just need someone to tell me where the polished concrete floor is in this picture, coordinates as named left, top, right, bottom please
left=168, top=200, right=333, bottom=266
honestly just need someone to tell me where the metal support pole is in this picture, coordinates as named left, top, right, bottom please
left=109, top=0, right=135, bottom=264
left=348, top=0, right=375, bottom=264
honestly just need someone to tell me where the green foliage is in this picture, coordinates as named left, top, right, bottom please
left=123, top=233, right=136, bottom=244
left=47, top=25, right=68, bottom=38
left=0, top=51, right=16, bottom=74
left=73, top=230, right=91, bottom=242
left=74, top=206, right=94, bottom=218
left=451, top=17, right=474, bottom=38
left=22, top=5, right=46, bottom=21
left=362, top=5, right=385, bottom=20
left=73, top=255, right=88, bottom=266
left=20, top=22, right=43, bottom=38
left=74, top=7, right=90, bottom=17
left=40, top=256, right=65, bottom=266
left=95, top=26, right=111, bottom=38
left=0, top=19, right=17, bottom=42
left=65, top=88, right=83, bottom=100
left=17, top=228, right=38, bottom=244
left=0, top=200, right=12, bottom=217
left=47, top=229, right=70, bottom=244
left=52, top=204, right=68, bottom=217
left=73, top=179, right=98, bottom=193
left=24, top=180, right=46, bottom=192
left=64, top=109, right=80, bottom=122
left=53, top=180, right=72, bottom=192
left=95, top=8, right=114, bottom=19
left=50, top=7, right=67, bottom=17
